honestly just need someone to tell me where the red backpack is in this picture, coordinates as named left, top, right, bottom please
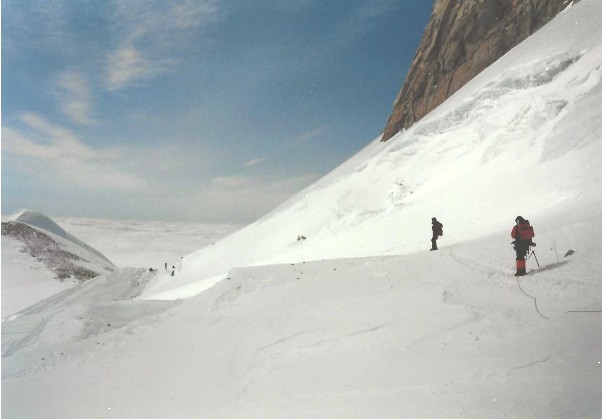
left=512, top=220, right=534, bottom=241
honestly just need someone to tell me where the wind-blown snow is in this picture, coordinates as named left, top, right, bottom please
left=2, top=1, right=602, bottom=418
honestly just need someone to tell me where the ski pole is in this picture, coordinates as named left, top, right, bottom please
left=531, top=250, right=540, bottom=267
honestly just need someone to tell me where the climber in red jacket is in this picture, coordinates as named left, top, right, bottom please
left=511, top=216, right=535, bottom=276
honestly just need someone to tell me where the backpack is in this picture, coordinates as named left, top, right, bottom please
left=514, top=220, right=534, bottom=241
left=436, top=222, right=443, bottom=236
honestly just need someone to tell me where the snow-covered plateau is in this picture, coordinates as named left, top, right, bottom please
left=2, top=1, right=602, bottom=418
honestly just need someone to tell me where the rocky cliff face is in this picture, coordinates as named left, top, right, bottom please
left=381, top=0, right=579, bottom=142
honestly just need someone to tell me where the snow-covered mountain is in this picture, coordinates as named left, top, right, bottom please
left=2, top=2, right=602, bottom=418
left=2, top=209, right=116, bottom=317
left=140, top=0, right=602, bottom=301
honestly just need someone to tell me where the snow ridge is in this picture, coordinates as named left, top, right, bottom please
left=2, top=210, right=118, bottom=317
left=7, top=209, right=112, bottom=263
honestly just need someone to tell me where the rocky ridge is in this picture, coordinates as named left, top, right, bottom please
left=2, top=219, right=115, bottom=282
left=381, top=0, right=579, bottom=142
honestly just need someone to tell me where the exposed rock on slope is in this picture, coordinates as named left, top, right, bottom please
left=2, top=210, right=115, bottom=281
left=381, top=0, right=579, bottom=142
left=8, top=209, right=112, bottom=263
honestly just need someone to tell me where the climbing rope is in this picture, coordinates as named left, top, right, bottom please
left=515, top=276, right=602, bottom=319
left=515, top=276, right=551, bottom=320
left=566, top=310, right=602, bottom=314
left=449, top=249, right=601, bottom=320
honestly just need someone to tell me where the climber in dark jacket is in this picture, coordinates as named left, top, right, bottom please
left=431, top=217, right=443, bottom=251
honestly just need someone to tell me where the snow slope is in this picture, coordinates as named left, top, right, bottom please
left=2, top=1, right=602, bottom=418
left=2, top=210, right=116, bottom=317
left=3, top=224, right=602, bottom=418
left=6, top=209, right=113, bottom=263
left=140, top=0, right=602, bottom=300
left=1, top=236, right=76, bottom=318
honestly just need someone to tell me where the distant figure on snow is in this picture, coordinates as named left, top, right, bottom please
left=431, top=217, right=443, bottom=251
left=511, top=216, right=535, bottom=276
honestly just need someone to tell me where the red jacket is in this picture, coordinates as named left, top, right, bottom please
left=511, top=221, right=535, bottom=241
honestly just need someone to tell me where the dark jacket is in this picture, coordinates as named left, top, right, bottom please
left=432, top=220, right=443, bottom=236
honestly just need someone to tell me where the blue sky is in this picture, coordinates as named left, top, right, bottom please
left=2, top=0, right=432, bottom=224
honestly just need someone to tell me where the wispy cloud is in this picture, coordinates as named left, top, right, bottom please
left=54, top=72, right=96, bottom=125
left=105, top=0, right=220, bottom=91
left=106, top=46, right=174, bottom=91
left=245, top=157, right=267, bottom=168
left=2, top=114, right=149, bottom=192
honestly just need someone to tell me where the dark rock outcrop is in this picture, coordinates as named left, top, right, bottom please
left=2, top=221, right=114, bottom=281
left=381, top=0, right=579, bottom=142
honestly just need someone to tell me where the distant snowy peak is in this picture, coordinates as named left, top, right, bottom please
left=6, top=209, right=112, bottom=263
left=7, top=209, right=69, bottom=235
left=2, top=209, right=116, bottom=281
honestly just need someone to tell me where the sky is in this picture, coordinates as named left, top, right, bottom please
left=1, top=0, right=432, bottom=224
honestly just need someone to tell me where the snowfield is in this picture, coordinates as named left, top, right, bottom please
left=2, top=1, right=602, bottom=418
left=54, top=217, right=241, bottom=270
left=1, top=212, right=238, bottom=319
left=1, top=235, right=77, bottom=318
